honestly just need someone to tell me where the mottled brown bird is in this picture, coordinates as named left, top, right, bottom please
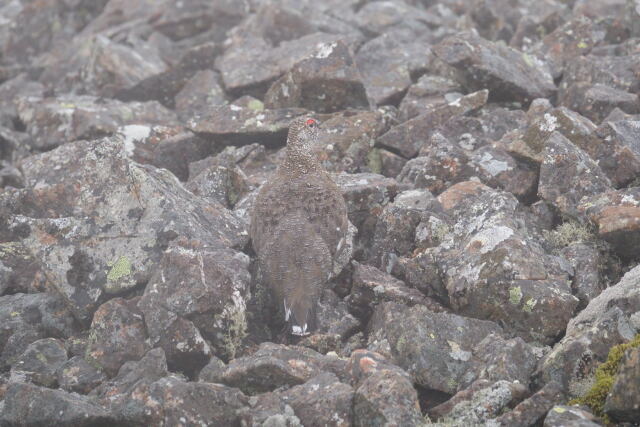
left=250, top=116, right=349, bottom=336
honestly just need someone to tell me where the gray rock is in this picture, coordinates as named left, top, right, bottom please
left=436, top=182, right=578, bottom=343
left=433, top=32, right=556, bottom=104
left=535, top=264, right=640, bottom=396
left=197, top=355, right=227, bottom=384
left=348, top=349, right=424, bottom=427
left=397, top=75, right=462, bottom=122
left=16, top=95, right=177, bottom=150
left=593, top=119, right=640, bottom=187
left=488, top=381, right=565, bottom=426
left=429, top=379, right=528, bottom=426
left=186, top=164, right=249, bottom=208
left=560, top=243, right=603, bottom=310
left=0, top=73, right=44, bottom=128
left=57, top=356, right=107, bottom=394
left=378, top=89, right=488, bottom=159
left=538, top=131, right=613, bottom=219
left=353, top=1, right=435, bottom=38
left=174, top=69, right=227, bottom=118
left=604, top=347, right=640, bottom=422
left=367, top=302, right=502, bottom=394
left=215, top=342, right=346, bottom=395
left=0, top=293, right=76, bottom=370
left=560, top=83, right=640, bottom=123
left=138, top=238, right=251, bottom=373
left=0, top=382, right=113, bottom=427
left=9, top=338, right=67, bottom=388
left=543, top=405, right=602, bottom=427
left=0, top=242, right=46, bottom=295
left=561, top=54, right=640, bottom=97
left=85, top=298, right=150, bottom=377
left=264, top=40, right=369, bottom=113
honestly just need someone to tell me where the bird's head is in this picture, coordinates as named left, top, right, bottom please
left=287, top=116, right=320, bottom=152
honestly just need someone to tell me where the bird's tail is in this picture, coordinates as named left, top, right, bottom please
left=284, top=297, right=317, bottom=336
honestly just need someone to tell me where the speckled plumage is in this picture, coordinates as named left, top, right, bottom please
left=250, top=117, right=349, bottom=335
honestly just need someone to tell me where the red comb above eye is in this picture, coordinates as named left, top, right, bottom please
left=306, top=118, right=316, bottom=125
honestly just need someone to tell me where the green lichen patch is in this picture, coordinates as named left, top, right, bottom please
left=543, top=220, right=595, bottom=250
left=247, top=99, right=264, bottom=111
left=509, top=286, right=523, bottom=305
left=523, top=298, right=536, bottom=312
left=569, top=334, right=640, bottom=423
left=106, top=256, right=132, bottom=282
left=366, top=148, right=382, bottom=174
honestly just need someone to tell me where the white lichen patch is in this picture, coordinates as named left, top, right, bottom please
left=466, top=225, right=514, bottom=254
left=540, top=113, right=558, bottom=132
left=477, top=152, right=512, bottom=176
left=119, top=125, right=151, bottom=157
left=315, top=42, right=338, bottom=59
left=447, top=340, right=471, bottom=361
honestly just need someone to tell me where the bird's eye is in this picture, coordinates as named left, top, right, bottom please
left=306, top=118, right=316, bottom=127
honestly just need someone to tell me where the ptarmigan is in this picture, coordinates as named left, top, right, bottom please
left=250, top=116, right=349, bottom=336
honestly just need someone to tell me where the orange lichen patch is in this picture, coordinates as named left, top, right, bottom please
left=437, top=181, right=488, bottom=211
left=358, top=356, right=378, bottom=373
left=596, top=206, right=640, bottom=235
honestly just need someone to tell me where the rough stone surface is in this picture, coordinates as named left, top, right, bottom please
left=604, top=347, right=640, bottom=422
left=57, top=356, right=107, bottom=394
left=543, top=405, right=602, bottom=427
left=9, top=338, right=67, bottom=388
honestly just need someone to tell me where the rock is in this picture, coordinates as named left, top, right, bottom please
left=367, top=188, right=444, bottom=268
left=560, top=243, right=603, bottom=310
left=392, top=251, right=447, bottom=301
left=397, top=75, right=462, bottom=122
left=429, top=379, right=529, bottom=425
left=264, top=40, right=369, bottom=113
left=348, top=350, right=424, bottom=427
left=9, top=338, right=67, bottom=388
left=538, top=131, right=613, bottom=218
left=488, top=381, right=564, bottom=426
left=535, top=265, right=640, bottom=396
left=593, top=119, right=640, bottom=187
left=186, top=164, right=249, bottom=208
left=215, top=342, right=346, bottom=395
left=57, top=356, right=107, bottom=394
left=604, top=347, right=640, bottom=422
left=579, top=188, right=640, bottom=257
left=1, top=382, right=113, bottom=426
left=353, top=1, right=435, bottom=38
left=377, top=148, right=407, bottom=178
left=313, top=110, right=389, bottom=174
left=543, top=405, right=602, bottom=427
left=347, top=262, right=443, bottom=321
left=561, top=54, right=640, bottom=97
left=355, top=32, right=430, bottom=105
left=85, top=298, right=150, bottom=377
left=118, top=125, right=209, bottom=182
left=313, top=289, right=361, bottom=339
left=0, top=241, right=47, bottom=295
left=560, top=83, right=640, bottom=123
left=138, top=238, right=251, bottom=373
left=0, top=293, right=76, bottom=370
left=174, top=69, right=227, bottom=118
left=377, top=89, right=488, bottom=159
left=367, top=302, right=502, bottom=394
left=279, top=373, right=354, bottom=427
left=216, top=32, right=350, bottom=97
left=433, top=32, right=556, bottom=104
left=16, top=95, right=178, bottom=150
left=436, top=182, right=578, bottom=343
left=0, top=73, right=44, bottom=128
left=13, top=135, right=247, bottom=324
left=197, top=355, right=227, bottom=384
left=186, top=103, right=306, bottom=147
left=533, top=16, right=606, bottom=78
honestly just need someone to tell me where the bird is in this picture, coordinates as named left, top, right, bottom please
left=250, top=116, right=349, bottom=336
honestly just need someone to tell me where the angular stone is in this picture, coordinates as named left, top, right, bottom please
left=353, top=1, right=435, bottom=37
left=186, top=164, right=249, bottom=208
left=197, top=355, right=226, bottom=384
left=593, top=119, right=640, bottom=187
left=186, top=103, right=306, bottom=146
left=368, top=302, right=502, bottom=394
left=561, top=83, right=640, bottom=123
left=561, top=54, right=640, bottom=96
left=355, top=33, right=430, bottom=105
left=0, top=293, right=76, bottom=370
left=16, top=95, right=177, bottom=150
left=543, top=405, right=601, bottom=427
left=0, top=241, right=47, bottom=295
left=138, top=238, right=250, bottom=371
left=377, top=89, right=488, bottom=158
left=604, top=347, right=640, bottom=422
left=174, top=69, right=226, bottom=118
left=378, top=148, right=407, bottom=178
left=264, top=40, right=369, bottom=113
left=348, top=350, right=423, bottom=427
left=398, top=75, right=462, bottom=122
left=0, top=382, right=113, bottom=426
left=9, top=338, right=67, bottom=388
left=347, top=262, right=443, bottom=320
left=437, top=182, right=579, bottom=343
left=488, top=381, right=564, bottom=426
left=86, top=298, right=150, bottom=377
left=216, top=342, right=346, bottom=395
left=560, top=243, right=603, bottom=310
left=0, top=73, right=44, bottom=128
left=429, top=379, right=528, bottom=425
left=538, top=132, right=612, bottom=218
left=57, top=356, right=107, bottom=394
left=579, top=188, right=640, bottom=257
left=535, top=265, right=640, bottom=396
left=433, top=33, right=556, bottom=104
